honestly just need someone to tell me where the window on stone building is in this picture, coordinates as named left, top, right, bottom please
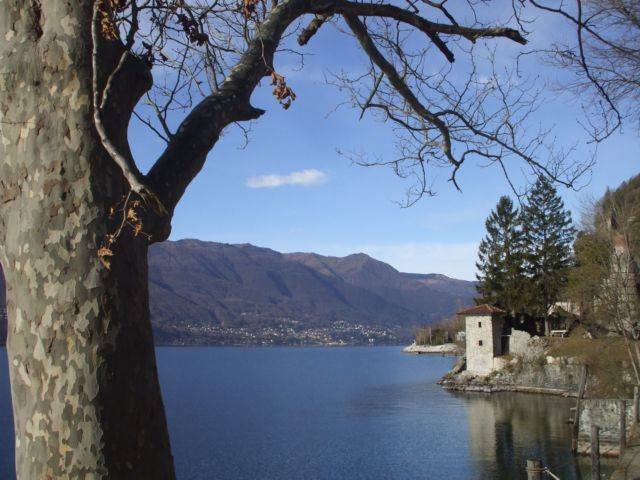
left=478, top=340, right=483, bottom=346
left=478, top=321, right=482, bottom=328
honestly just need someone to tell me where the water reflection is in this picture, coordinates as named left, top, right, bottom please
left=0, top=348, right=621, bottom=480
left=456, top=392, right=615, bottom=479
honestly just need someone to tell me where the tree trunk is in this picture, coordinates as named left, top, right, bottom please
left=0, top=0, right=175, bottom=478
left=544, top=317, right=551, bottom=336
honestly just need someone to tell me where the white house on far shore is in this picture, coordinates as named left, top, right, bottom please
left=458, top=304, right=506, bottom=375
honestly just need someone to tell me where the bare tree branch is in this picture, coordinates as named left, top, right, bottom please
left=331, top=0, right=527, bottom=62
left=298, top=13, right=332, bottom=45
left=146, top=0, right=325, bottom=211
left=522, top=0, right=640, bottom=139
left=89, top=0, right=596, bottom=219
left=344, top=14, right=462, bottom=186
left=91, top=0, right=166, bottom=214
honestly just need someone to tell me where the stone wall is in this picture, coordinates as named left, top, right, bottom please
left=492, top=358, right=585, bottom=391
left=440, top=358, right=586, bottom=395
left=508, top=329, right=547, bottom=361
left=579, top=399, right=633, bottom=442
left=508, top=329, right=531, bottom=357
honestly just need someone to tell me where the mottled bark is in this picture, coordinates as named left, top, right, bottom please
left=0, top=0, right=175, bottom=478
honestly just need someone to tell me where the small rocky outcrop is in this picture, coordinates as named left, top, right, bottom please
left=439, top=331, right=585, bottom=396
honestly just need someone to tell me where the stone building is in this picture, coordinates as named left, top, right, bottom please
left=458, top=304, right=506, bottom=375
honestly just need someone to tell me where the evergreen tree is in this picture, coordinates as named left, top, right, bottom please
left=521, top=176, right=575, bottom=334
left=476, top=196, right=526, bottom=316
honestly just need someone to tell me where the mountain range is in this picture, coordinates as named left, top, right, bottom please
left=0, top=239, right=476, bottom=345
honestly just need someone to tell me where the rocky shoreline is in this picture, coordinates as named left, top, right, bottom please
left=402, top=342, right=460, bottom=354
left=437, top=352, right=585, bottom=396
left=435, top=333, right=586, bottom=398
left=438, top=373, right=577, bottom=397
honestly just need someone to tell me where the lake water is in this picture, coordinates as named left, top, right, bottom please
left=0, top=347, right=611, bottom=479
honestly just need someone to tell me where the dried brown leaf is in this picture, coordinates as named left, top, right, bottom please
left=97, top=246, right=114, bottom=270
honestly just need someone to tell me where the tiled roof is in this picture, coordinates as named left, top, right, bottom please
left=456, top=304, right=506, bottom=316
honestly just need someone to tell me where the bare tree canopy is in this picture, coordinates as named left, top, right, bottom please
left=520, top=0, right=640, bottom=140
left=94, top=0, right=593, bottom=211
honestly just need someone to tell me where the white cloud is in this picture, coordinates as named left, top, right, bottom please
left=246, top=169, right=328, bottom=189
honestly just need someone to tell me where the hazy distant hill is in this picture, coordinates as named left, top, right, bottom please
left=149, top=240, right=475, bottom=344
left=0, top=239, right=476, bottom=345
left=286, top=252, right=473, bottom=320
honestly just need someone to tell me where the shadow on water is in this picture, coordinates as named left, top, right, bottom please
left=454, top=391, right=616, bottom=479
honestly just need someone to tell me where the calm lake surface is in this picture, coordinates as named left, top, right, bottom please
left=0, top=346, right=611, bottom=479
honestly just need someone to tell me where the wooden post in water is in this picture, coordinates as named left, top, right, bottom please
left=620, top=399, right=627, bottom=454
left=634, top=386, right=639, bottom=424
left=591, top=424, right=601, bottom=479
left=526, top=459, right=542, bottom=480
left=572, top=365, right=588, bottom=454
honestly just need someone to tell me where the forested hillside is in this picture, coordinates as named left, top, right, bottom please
left=0, top=240, right=475, bottom=345
left=568, top=173, right=640, bottom=339
left=149, top=240, right=475, bottom=344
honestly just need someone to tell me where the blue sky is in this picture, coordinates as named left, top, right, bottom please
left=129, top=8, right=638, bottom=281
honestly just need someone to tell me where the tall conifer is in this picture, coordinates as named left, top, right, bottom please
left=476, top=196, right=526, bottom=316
left=521, top=176, right=575, bottom=334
